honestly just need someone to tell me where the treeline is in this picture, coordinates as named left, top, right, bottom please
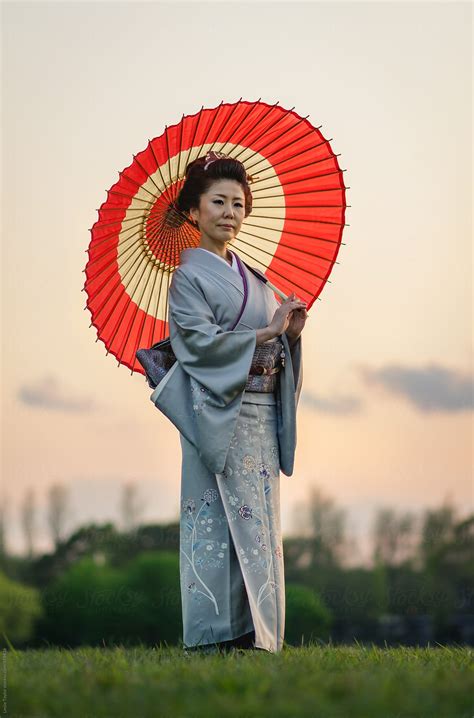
left=0, top=484, right=472, bottom=648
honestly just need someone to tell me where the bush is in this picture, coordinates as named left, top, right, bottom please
left=36, top=551, right=181, bottom=647
left=0, top=570, right=43, bottom=647
left=122, top=551, right=181, bottom=645
left=285, top=582, right=332, bottom=646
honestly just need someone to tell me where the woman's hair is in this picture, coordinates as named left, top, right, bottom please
left=176, top=154, right=253, bottom=219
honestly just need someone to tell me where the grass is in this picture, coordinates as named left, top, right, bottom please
left=4, top=642, right=473, bottom=718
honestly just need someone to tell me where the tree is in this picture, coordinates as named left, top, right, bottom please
left=371, top=507, right=418, bottom=567
left=291, top=486, right=348, bottom=566
left=20, top=487, right=37, bottom=559
left=46, top=483, right=70, bottom=548
left=0, top=491, right=8, bottom=557
left=419, top=500, right=458, bottom=567
left=120, top=481, right=146, bottom=533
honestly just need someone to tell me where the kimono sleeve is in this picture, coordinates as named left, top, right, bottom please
left=284, top=332, right=303, bottom=409
left=168, top=269, right=257, bottom=407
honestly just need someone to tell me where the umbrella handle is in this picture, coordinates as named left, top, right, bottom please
left=266, top=279, right=288, bottom=302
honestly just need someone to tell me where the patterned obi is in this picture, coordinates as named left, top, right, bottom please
left=244, top=338, right=285, bottom=393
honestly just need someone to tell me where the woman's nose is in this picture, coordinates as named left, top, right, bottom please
left=223, top=205, right=234, bottom=217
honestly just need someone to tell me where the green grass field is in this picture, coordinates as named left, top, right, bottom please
left=5, top=643, right=473, bottom=718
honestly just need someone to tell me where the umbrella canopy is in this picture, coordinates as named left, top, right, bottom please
left=83, top=99, right=348, bottom=375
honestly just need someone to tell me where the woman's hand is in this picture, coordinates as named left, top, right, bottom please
left=285, top=292, right=308, bottom=344
left=268, top=292, right=307, bottom=338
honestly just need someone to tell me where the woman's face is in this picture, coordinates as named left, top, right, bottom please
left=189, top=179, right=246, bottom=246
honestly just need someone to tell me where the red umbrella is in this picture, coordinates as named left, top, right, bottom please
left=83, top=98, right=348, bottom=375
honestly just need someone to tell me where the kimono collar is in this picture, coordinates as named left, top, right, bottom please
left=179, top=247, right=245, bottom=295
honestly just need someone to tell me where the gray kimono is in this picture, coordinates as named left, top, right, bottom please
left=149, top=247, right=303, bottom=652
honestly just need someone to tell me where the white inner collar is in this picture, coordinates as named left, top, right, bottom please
left=196, top=247, right=238, bottom=272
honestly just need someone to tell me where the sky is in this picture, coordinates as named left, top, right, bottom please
left=1, top=0, right=472, bottom=562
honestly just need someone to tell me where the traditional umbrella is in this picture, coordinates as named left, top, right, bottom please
left=83, top=98, right=349, bottom=376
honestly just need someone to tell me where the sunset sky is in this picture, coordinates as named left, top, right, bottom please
left=2, top=0, right=472, bottom=562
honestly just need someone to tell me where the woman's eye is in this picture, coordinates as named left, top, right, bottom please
left=213, top=200, right=243, bottom=207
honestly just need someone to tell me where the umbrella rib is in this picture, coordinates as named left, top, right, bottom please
left=85, top=250, right=125, bottom=291
left=161, top=260, right=172, bottom=342
left=132, top=222, right=177, bottom=355
left=244, top=126, right=317, bottom=173
left=118, top=165, right=166, bottom=202
left=148, top=139, right=170, bottom=195
left=251, top=203, right=346, bottom=209
left=149, top=261, right=168, bottom=347
left=144, top=224, right=179, bottom=349
left=172, top=203, right=199, bottom=231
left=86, top=224, right=144, bottom=268
left=242, top=117, right=313, bottom=170
left=235, top=110, right=310, bottom=166
left=88, top=217, right=144, bottom=252
left=239, top=224, right=342, bottom=247
left=115, top=240, right=161, bottom=361
left=89, top=262, right=136, bottom=342
left=87, top=273, right=124, bottom=334
left=106, top=189, right=159, bottom=205
left=92, top=213, right=145, bottom=229
left=200, top=98, right=240, bottom=156
left=245, top=137, right=334, bottom=178
left=111, top=247, right=162, bottom=360
left=254, top=187, right=346, bottom=200
left=251, top=151, right=341, bottom=184
left=217, top=99, right=264, bottom=156
left=180, top=220, right=199, bottom=254
left=234, top=243, right=324, bottom=300
left=237, top=227, right=341, bottom=256
left=205, top=96, right=245, bottom=156
left=90, top=224, right=155, bottom=314
left=100, top=220, right=178, bottom=354
left=87, top=221, right=171, bottom=285
left=230, top=102, right=290, bottom=162
left=247, top=213, right=344, bottom=228
left=86, top=220, right=145, bottom=267
left=97, top=206, right=152, bottom=213
left=225, top=101, right=280, bottom=161
left=251, top=168, right=347, bottom=194
left=123, top=156, right=163, bottom=199
left=136, top=257, right=163, bottom=354
left=164, top=125, right=173, bottom=191
left=182, top=105, right=204, bottom=175
left=176, top=113, right=185, bottom=184
left=193, top=100, right=225, bottom=162
left=233, top=235, right=332, bottom=284
left=153, top=220, right=185, bottom=341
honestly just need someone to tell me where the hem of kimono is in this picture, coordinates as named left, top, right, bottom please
left=215, top=468, right=280, bottom=656
left=254, top=646, right=278, bottom=653
left=183, top=626, right=256, bottom=651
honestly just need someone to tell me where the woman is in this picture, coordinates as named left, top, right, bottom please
left=150, top=150, right=307, bottom=654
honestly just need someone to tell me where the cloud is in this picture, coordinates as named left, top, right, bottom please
left=359, top=363, right=473, bottom=413
left=301, top=391, right=362, bottom=415
left=18, top=374, right=96, bottom=413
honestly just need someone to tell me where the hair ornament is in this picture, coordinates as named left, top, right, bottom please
left=203, top=150, right=228, bottom=170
